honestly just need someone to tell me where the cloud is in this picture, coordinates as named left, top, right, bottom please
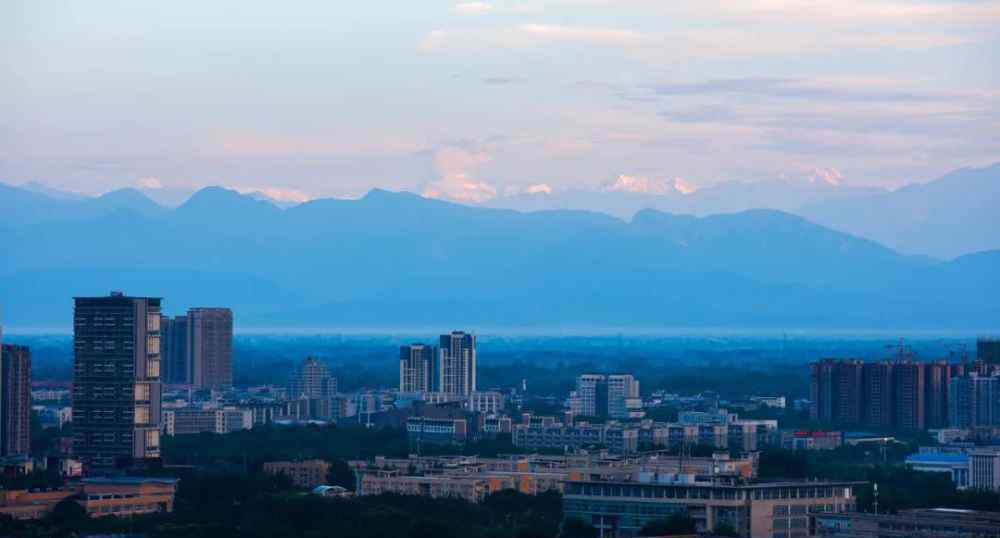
left=421, top=24, right=649, bottom=52
left=806, top=167, right=844, bottom=186
left=232, top=186, right=313, bottom=203
left=602, top=174, right=695, bottom=195
left=526, top=183, right=553, bottom=194
left=135, top=176, right=163, bottom=189
left=455, top=2, right=493, bottom=15
left=673, top=177, right=698, bottom=194
left=422, top=147, right=497, bottom=203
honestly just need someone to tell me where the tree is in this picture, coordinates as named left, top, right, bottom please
left=326, top=458, right=356, bottom=490
left=638, top=513, right=696, bottom=536
left=560, top=517, right=598, bottom=538
left=47, top=498, right=87, bottom=528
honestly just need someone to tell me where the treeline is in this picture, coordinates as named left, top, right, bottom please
left=0, top=478, right=574, bottom=538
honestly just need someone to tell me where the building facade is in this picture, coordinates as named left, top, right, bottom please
left=159, top=314, right=188, bottom=384
left=263, top=459, right=331, bottom=489
left=400, top=343, right=435, bottom=393
left=72, top=293, right=162, bottom=473
left=187, top=308, right=233, bottom=390
left=438, top=331, right=476, bottom=395
left=563, top=477, right=860, bottom=538
left=288, top=357, right=338, bottom=399
left=0, top=344, right=31, bottom=457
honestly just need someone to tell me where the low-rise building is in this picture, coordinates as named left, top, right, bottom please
left=407, top=416, right=470, bottom=446
left=0, top=487, right=79, bottom=520
left=904, top=451, right=970, bottom=489
left=970, top=447, right=1000, bottom=491
left=263, top=459, right=331, bottom=489
left=513, top=423, right=640, bottom=454
left=780, top=431, right=843, bottom=451
left=816, top=507, right=1000, bottom=537
left=80, top=477, right=179, bottom=517
left=563, top=477, right=861, bottom=538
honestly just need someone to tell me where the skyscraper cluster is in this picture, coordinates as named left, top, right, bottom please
left=399, top=331, right=476, bottom=396
left=810, top=344, right=1000, bottom=431
left=160, top=308, right=233, bottom=389
left=72, top=292, right=233, bottom=474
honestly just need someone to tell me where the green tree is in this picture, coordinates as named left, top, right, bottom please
left=326, top=458, right=356, bottom=490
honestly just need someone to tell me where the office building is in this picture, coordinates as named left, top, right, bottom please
left=904, top=451, right=969, bottom=489
left=979, top=338, right=1000, bottom=365
left=72, top=292, right=162, bottom=473
left=159, top=315, right=188, bottom=384
left=187, top=308, right=233, bottom=390
left=970, top=448, right=1000, bottom=491
left=0, top=344, right=31, bottom=457
left=563, top=476, right=861, bottom=538
left=816, top=508, right=1000, bottom=538
left=809, top=359, right=863, bottom=425
left=288, top=357, right=338, bottom=399
left=466, top=390, right=505, bottom=414
left=399, top=343, right=435, bottom=393
left=438, top=331, right=476, bottom=395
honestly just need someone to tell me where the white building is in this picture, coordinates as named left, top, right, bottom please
left=970, top=448, right=1000, bottom=491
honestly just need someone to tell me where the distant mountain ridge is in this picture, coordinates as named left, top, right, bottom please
left=481, top=163, right=1000, bottom=258
left=0, top=182, right=996, bottom=329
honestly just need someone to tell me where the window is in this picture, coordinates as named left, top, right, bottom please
left=135, top=405, right=150, bottom=424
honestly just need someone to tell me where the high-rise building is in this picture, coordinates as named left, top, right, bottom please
left=0, top=344, right=31, bottom=457
left=924, top=361, right=952, bottom=429
left=810, top=359, right=863, bottom=425
left=72, top=292, right=162, bottom=473
left=289, top=357, right=337, bottom=399
left=862, top=362, right=893, bottom=428
left=159, top=315, right=188, bottom=385
left=573, top=374, right=606, bottom=416
left=979, top=338, right=1000, bottom=365
left=571, top=374, right=642, bottom=419
left=399, top=344, right=435, bottom=393
left=949, top=374, right=1000, bottom=428
left=438, top=331, right=476, bottom=396
left=891, top=361, right=925, bottom=431
left=186, top=308, right=233, bottom=390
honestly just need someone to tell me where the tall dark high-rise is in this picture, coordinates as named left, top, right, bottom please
left=979, top=338, right=1000, bottom=365
left=73, top=292, right=162, bottom=472
left=187, top=308, right=233, bottom=390
left=809, top=359, right=863, bottom=425
left=924, top=360, right=952, bottom=429
left=160, top=315, right=188, bottom=385
left=399, top=344, right=435, bottom=393
left=862, top=362, right=894, bottom=428
left=0, top=344, right=32, bottom=457
left=438, top=331, right=476, bottom=396
left=891, top=362, right=925, bottom=431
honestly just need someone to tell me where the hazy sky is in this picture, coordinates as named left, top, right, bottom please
left=3, top=1, right=998, bottom=202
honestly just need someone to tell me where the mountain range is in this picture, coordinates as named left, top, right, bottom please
left=1, top=172, right=997, bottom=329
left=482, top=163, right=1000, bottom=259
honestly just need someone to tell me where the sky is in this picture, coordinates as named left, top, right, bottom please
left=2, top=0, right=999, bottom=203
